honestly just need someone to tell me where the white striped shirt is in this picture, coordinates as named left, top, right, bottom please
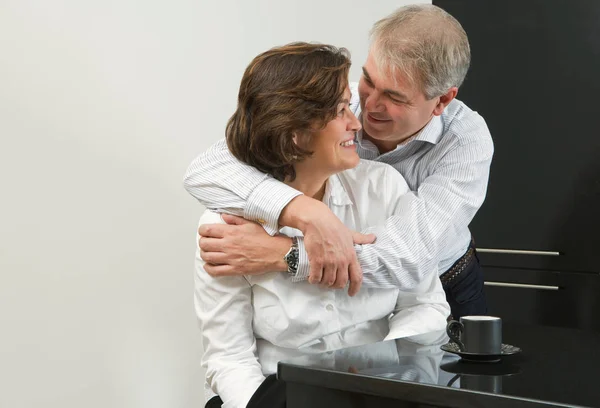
left=183, top=83, right=494, bottom=290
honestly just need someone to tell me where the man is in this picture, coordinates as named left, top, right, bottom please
left=184, top=4, right=493, bottom=319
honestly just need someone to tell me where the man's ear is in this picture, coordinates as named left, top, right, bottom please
left=433, top=86, right=458, bottom=116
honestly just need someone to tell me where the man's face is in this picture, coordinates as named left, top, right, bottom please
left=358, top=51, right=440, bottom=148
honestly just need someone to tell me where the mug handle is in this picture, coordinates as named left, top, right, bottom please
left=446, top=320, right=465, bottom=351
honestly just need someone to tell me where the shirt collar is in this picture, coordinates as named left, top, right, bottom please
left=356, top=113, right=444, bottom=154
left=413, top=114, right=444, bottom=145
left=323, top=174, right=353, bottom=206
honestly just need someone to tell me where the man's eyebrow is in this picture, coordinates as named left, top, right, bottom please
left=362, top=67, right=409, bottom=101
left=362, top=67, right=372, bottom=81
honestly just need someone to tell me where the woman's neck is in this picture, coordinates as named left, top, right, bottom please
left=285, top=165, right=330, bottom=202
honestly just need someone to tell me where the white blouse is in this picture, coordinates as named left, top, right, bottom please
left=194, top=160, right=450, bottom=408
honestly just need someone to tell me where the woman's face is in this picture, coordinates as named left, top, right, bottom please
left=299, top=87, right=362, bottom=175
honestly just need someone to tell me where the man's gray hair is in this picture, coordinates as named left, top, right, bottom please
left=370, top=4, right=470, bottom=99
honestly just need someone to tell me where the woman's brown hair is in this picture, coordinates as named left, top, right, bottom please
left=226, top=42, right=351, bottom=181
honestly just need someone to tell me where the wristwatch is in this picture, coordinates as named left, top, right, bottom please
left=283, top=236, right=299, bottom=276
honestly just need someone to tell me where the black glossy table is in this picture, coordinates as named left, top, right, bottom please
left=278, top=324, right=600, bottom=408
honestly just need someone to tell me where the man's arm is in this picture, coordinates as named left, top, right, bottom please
left=185, top=139, right=371, bottom=295
left=354, top=138, right=493, bottom=290
left=287, top=136, right=493, bottom=291
left=183, top=139, right=301, bottom=235
left=194, top=211, right=266, bottom=408
left=188, top=133, right=492, bottom=292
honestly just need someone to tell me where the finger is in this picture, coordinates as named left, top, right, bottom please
left=308, top=259, right=323, bottom=284
left=200, top=250, right=229, bottom=265
left=198, top=223, right=231, bottom=239
left=332, top=265, right=349, bottom=289
left=348, top=366, right=359, bottom=374
left=198, top=237, right=225, bottom=252
left=221, top=214, right=250, bottom=225
left=203, top=263, right=237, bottom=277
left=321, top=265, right=337, bottom=287
left=352, top=232, right=376, bottom=245
left=347, top=258, right=363, bottom=296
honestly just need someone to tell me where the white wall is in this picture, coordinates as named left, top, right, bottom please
left=0, top=1, right=428, bottom=407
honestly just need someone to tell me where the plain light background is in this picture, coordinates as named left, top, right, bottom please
left=0, top=1, right=428, bottom=407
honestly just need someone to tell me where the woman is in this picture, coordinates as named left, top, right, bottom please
left=194, top=43, right=450, bottom=408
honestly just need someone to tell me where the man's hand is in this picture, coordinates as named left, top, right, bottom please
left=280, top=196, right=376, bottom=296
left=198, top=214, right=290, bottom=277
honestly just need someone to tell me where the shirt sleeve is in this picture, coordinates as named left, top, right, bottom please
left=183, top=139, right=302, bottom=235
left=356, top=136, right=494, bottom=290
left=384, top=262, right=451, bottom=340
left=194, top=210, right=266, bottom=408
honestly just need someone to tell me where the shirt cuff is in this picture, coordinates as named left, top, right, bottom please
left=291, top=236, right=310, bottom=282
left=245, top=178, right=302, bottom=236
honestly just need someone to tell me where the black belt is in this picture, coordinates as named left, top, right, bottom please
left=440, top=239, right=476, bottom=286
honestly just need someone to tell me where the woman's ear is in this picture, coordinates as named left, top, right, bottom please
left=289, top=133, right=300, bottom=161
left=293, top=131, right=312, bottom=148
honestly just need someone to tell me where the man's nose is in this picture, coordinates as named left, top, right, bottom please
left=365, top=91, right=383, bottom=112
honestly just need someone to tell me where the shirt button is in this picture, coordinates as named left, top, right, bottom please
left=257, top=218, right=266, bottom=224
left=326, top=304, right=334, bottom=312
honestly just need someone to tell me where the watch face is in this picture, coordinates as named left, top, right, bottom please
left=285, top=250, right=299, bottom=272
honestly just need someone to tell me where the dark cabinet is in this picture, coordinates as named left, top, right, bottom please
left=433, top=0, right=600, bottom=274
left=483, top=267, right=600, bottom=331
left=433, top=0, right=600, bottom=329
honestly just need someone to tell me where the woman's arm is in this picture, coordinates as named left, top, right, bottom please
left=384, top=271, right=450, bottom=341
left=374, top=165, right=450, bottom=339
left=194, top=210, right=266, bottom=408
